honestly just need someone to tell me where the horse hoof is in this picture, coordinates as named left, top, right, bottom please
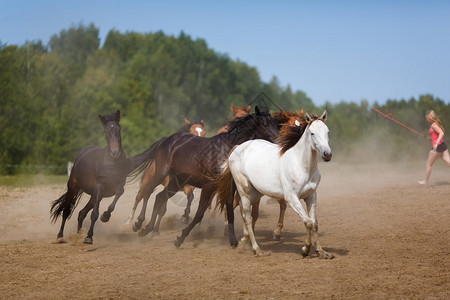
left=100, top=212, right=111, bottom=223
left=301, top=246, right=310, bottom=257
left=84, top=237, right=93, bottom=244
left=230, top=240, right=238, bottom=248
left=253, top=249, right=265, bottom=256
left=320, top=253, right=334, bottom=260
left=151, top=231, right=160, bottom=237
left=132, top=222, right=142, bottom=232
left=273, top=233, right=281, bottom=241
left=173, top=237, right=182, bottom=248
left=56, top=237, right=67, bottom=244
left=138, top=229, right=149, bottom=237
left=180, top=216, right=189, bottom=224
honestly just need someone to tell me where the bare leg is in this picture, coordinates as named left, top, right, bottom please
left=418, top=150, right=440, bottom=185
left=441, top=149, right=450, bottom=167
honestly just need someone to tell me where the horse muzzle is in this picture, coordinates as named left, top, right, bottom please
left=109, top=145, right=121, bottom=159
left=322, top=151, right=332, bottom=162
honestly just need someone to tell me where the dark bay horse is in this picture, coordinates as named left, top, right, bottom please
left=125, top=118, right=206, bottom=226
left=50, top=110, right=151, bottom=244
left=132, top=106, right=280, bottom=248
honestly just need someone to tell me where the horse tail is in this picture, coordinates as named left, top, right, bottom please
left=126, top=137, right=168, bottom=182
left=214, top=162, right=236, bottom=212
left=50, top=189, right=83, bottom=224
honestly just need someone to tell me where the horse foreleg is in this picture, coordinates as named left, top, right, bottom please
left=285, top=193, right=313, bottom=257
left=134, top=191, right=152, bottom=233
left=84, top=184, right=103, bottom=244
left=181, top=187, right=194, bottom=224
left=306, top=193, right=333, bottom=259
left=126, top=193, right=142, bottom=225
left=101, top=187, right=124, bottom=223
left=251, top=198, right=260, bottom=231
left=273, top=198, right=287, bottom=240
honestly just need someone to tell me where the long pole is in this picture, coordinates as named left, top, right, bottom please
left=371, top=107, right=425, bottom=138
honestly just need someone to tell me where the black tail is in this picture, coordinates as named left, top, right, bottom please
left=125, top=136, right=168, bottom=183
left=50, top=189, right=83, bottom=224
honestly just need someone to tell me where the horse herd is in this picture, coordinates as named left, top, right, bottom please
left=50, top=104, right=333, bottom=259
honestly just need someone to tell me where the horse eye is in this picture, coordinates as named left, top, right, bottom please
left=311, top=133, right=315, bottom=136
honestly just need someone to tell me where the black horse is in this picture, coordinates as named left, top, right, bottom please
left=132, top=106, right=280, bottom=248
left=50, top=110, right=149, bottom=244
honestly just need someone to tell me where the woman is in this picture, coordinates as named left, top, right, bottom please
left=418, top=110, right=450, bottom=186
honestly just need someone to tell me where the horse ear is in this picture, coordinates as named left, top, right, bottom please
left=264, top=107, right=270, bottom=114
left=230, top=103, right=238, bottom=114
left=299, top=109, right=304, bottom=115
left=245, top=105, right=251, bottom=113
left=99, top=114, right=106, bottom=125
left=184, top=117, right=191, bottom=125
left=200, top=120, right=204, bottom=124
left=255, top=106, right=261, bottom=115
left=320, top=110, right=327, bottom=121
left=305, top=112, right=312, bottom=123
left=115, top=110, right=121, bottom=122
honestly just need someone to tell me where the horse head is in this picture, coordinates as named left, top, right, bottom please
left=231, top=103, right=251, bottom=118
left=99, top=110, right=122, bottom=159
left=305, top=111, right=332, bottom=162
left=184, top=118, right=206, bottom=137
left=250, top=106, right=280, bottom=142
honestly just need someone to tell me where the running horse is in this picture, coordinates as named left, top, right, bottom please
left=131, top=107, right=280, bottom=248
left=224, top=109, right=306, bottom=240
left=50, top=110, right=150, bottom=244
left=125, top=118, right=206, bottom=226
left=215, top=111, right=333, bottom=258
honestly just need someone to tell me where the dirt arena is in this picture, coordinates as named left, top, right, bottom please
left=0, top=161, right=449, bottom=299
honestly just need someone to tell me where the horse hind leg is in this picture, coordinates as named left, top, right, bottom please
left=78, top=195, right=94, bottom=233
left=273, top=198, right=287, bottom=240
left=139, top=176, right=178, bottom=237
left=238, top=194, right=264, bottom=256
left=181, top=187, right=194, bottom=224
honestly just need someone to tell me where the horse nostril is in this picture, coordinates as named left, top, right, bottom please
left=323, top=152, right=332, bottom=161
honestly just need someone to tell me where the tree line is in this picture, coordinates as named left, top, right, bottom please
left=1, top=23, right=448, bottom=174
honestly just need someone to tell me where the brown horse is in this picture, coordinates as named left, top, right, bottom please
left=216, top=104, right=251, bottom=134
left=131, top=107, right=280, bottom=248
left=50, top=110, right=151, bottom=244
left=125, top=118, right=206, bottom=226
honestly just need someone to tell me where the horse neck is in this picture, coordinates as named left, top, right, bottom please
left=221, top=125, right=257, bottom=146
left=293, top=129, right=319, bottom=174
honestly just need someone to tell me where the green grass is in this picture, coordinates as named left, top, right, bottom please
left=0, top=174, right=67, bottom=187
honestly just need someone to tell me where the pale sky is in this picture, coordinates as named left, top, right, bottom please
left=1, top=0, right=449, bottom=105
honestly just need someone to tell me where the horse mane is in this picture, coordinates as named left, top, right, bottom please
left=277, top=113, right=320, bottom=155
left=224, top=110, right=270, bottom=134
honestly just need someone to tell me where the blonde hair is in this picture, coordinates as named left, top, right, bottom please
left=426, top=110, right=444, bottom=132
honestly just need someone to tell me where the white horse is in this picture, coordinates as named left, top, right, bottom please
left=215, top=111, right=333, bottom=258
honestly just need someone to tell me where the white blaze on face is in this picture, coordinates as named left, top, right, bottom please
left=295, top=120, right=300, bottom=126
left=195, top=127, right=203, bottom=136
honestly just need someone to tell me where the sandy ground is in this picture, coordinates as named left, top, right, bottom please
left=0, top=161, right=449, bottom=299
